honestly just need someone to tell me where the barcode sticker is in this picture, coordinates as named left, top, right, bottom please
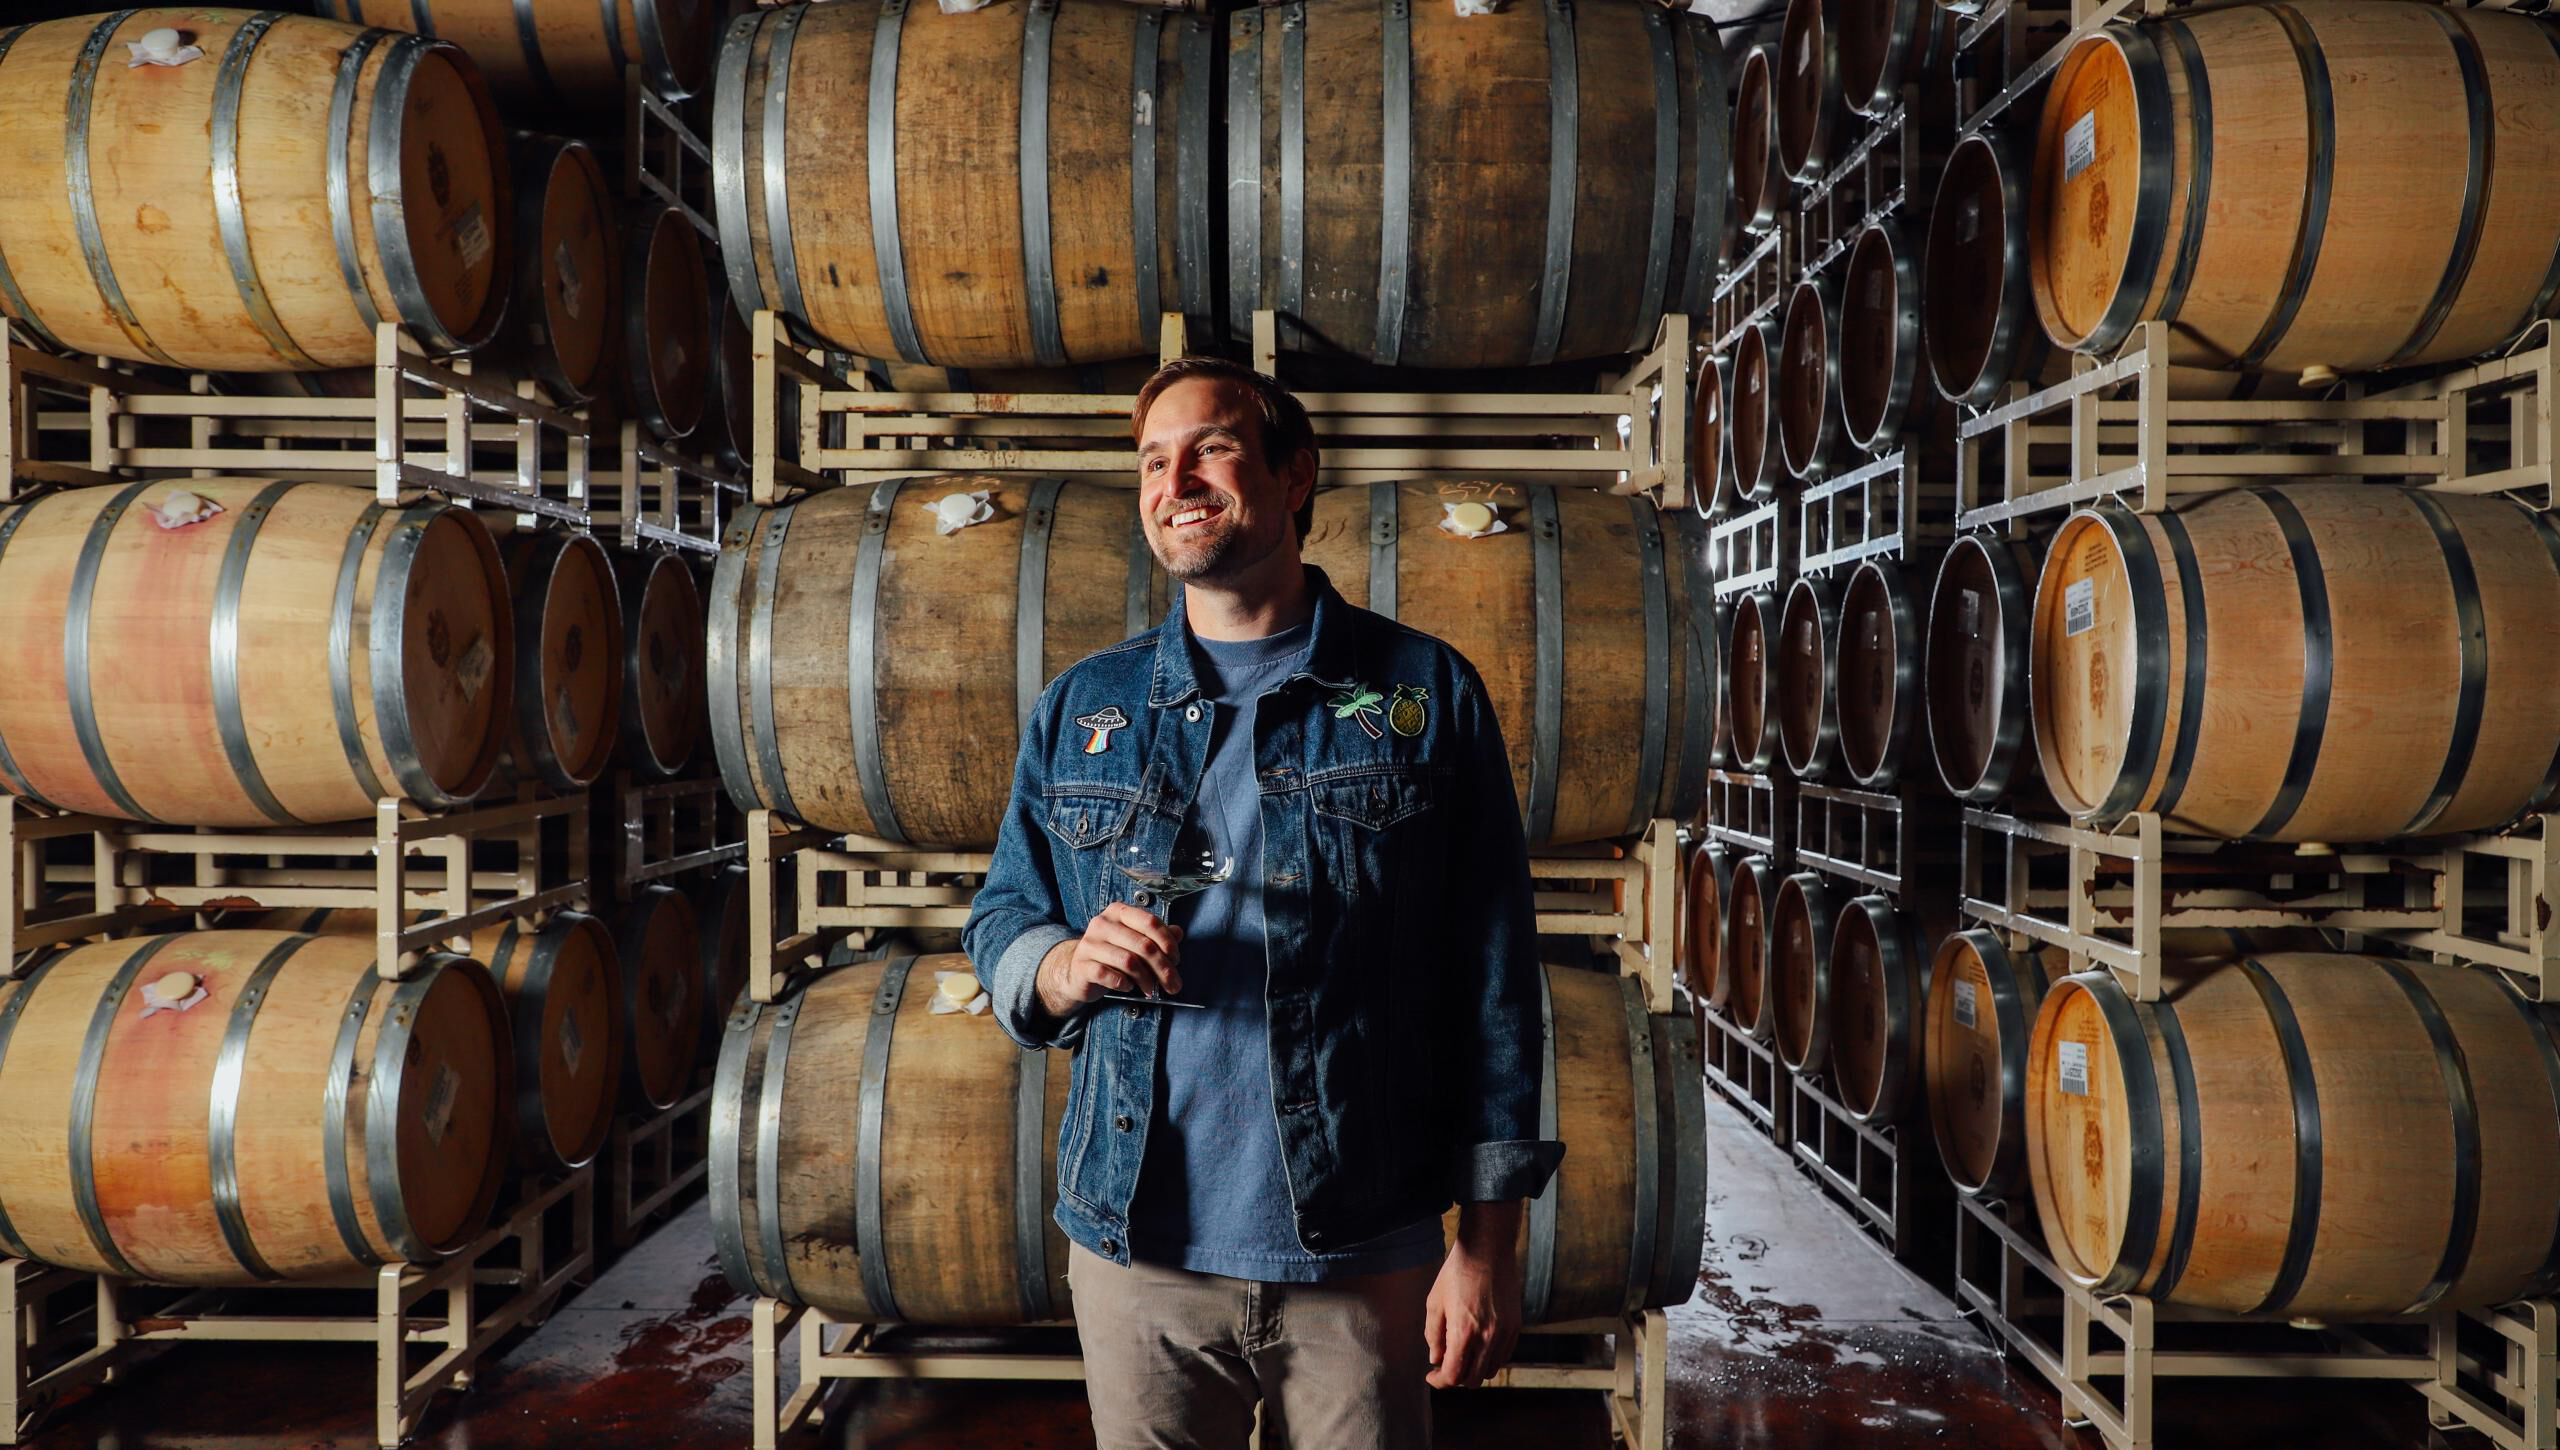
left=1960, top=587, right=1982, bottom=634
left=1797, top=31, right=1812, bottom=73
left=2065, top=577, right=2097, bottom=637
left=2058, top=1040, right=2090, bottom=1097
left=559, top=1012, right=584, bottom=1078
left=2064, top=112, right=2098, bottom=183
left=1957, top=198, right=1980, bottom=245
left=1954, top=978, right=1978, bottom=1031
left=450, top=204, right=492, bottom=271
left=423, top=1063, right=461, bottom=1145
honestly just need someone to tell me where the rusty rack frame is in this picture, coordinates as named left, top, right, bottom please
left=1699, top=1001, right=1792, bottom=1147
left=1707, top=499, right=1792, bottom=601
left=1959, top=1192, right=2559, bottom=1450
left=1954, top=320, right=2560, bottom=532
left=742, top=812, right=1683, bottom=1011
left=1712, top=226, right=1794, bottom=356
left=1958, top=808, right=2560, bottom=1002
left=3, top=793, right=591, bottom=982
left=1786, top=1071, right=1947, bottom=1268
left=1, top=1167, right=595, bottom=1450
left=1795, top=449, right=1956, bottom=575
left=1791, top=781, right=1957, bottom=900
left=745, top=310, right=1694, bottom=508
left=1, top=326, right=593, bottom=525
left=747, top=1306, right=1671, bottom=1450
left=604, top=1084, right=713, bottom=1249
left=1703, top=769, right=1797, bottom=863
left=608, top=773, right=744, bottom=897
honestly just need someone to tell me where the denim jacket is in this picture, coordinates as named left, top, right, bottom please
left=963, top=566, right=1566, bottom=1266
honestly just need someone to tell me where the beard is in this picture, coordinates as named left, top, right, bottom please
left=1148, top=495, right=1261, bottom=582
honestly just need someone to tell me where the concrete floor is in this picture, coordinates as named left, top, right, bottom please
left=18, top=1082, right=2445, bottom=1448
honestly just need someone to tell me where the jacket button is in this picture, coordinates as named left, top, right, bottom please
left=1114, top=1114, right=1134, bottom=1132
left=1185, top=703, right=1204, bottom=722
left=1101, top=1238, right=1121, bottom=1256
left=1125, top=1004, right=1145, bottom=1019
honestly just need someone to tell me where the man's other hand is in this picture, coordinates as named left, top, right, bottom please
left=1035, top=902, right=1185, bottom=1018
left=1425, top=1200, right=1526, bottom=1389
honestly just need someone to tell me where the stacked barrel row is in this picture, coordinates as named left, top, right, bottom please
left=0, top=1, right=753, bottom=1295
left=1700, top=0, right=2560, bottom=1329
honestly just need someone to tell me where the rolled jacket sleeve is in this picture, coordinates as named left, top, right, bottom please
left=1439, top=663, right=1567, bottom=1204
left=964, top=683, right=1091, bottom=1052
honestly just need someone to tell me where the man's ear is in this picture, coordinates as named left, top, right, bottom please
left=1283, top=447, right=1318, bottom=514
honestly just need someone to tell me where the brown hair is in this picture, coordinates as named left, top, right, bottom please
left=1131, top=356, right=1319, bottom=539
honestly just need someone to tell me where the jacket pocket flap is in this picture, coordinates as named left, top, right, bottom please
left=1311, top=772, right=1435, bottom=830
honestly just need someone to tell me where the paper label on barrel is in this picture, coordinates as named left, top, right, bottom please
left=1954, top=978, right=1978, bottom=1031
left=2063, top=113, right=2098, bottom=184
left=450, top=204, right=492, bottom=272
left=1960, top=587, right=1982, bottom=636
left=1797, top=30, right=1812, bottom=73
left=2064, top=577, right=2096, bottom=637
left=1864, top=270, right=1885, bottom=308
left=558, top=1011, right=584, bottom=1078
left=1957, top=199, right=1980, bottom=245
left=2057, top=1040, right=2090, bottom=1097
left=556, top=241, right=585, bottom=321
left=423, top=1062, right=461, bottom=1145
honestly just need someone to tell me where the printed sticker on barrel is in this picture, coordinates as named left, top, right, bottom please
left=2064, top=577, right=2096, bottom=637
left=2063, top=113, right=2098, bottom=184
left=1953, top=977, right=1978, bottom=1031
left=2057, top=1039, right=2090, bottom=1097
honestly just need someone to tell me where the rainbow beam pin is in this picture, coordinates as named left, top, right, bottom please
left=1075, top=705, right=1130, bottom=755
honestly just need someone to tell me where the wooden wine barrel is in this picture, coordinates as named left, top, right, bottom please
left=1924, top=929, right=2060, bottom=1198
left=500, top=529, right=624, bottom=792
left=611, top=885, right=702, bottom=1112
left=1778, top=275, right=1846, bottom=482
left=1693, top=357, right=1737, bottom=518
left=1924, top=130, right=2050, bottom=408
left=700, top=289, right=801, bottom=476
left=2030, top=1, right=2560, bottom=375
left=1835, top=558, right=1921, bottom=788
left=1925, top=532, right=2038, bottom=803
left=1836, top=0, right=1941, bottom=118
left=1825, top=895, right=1932, bottom=1123
left=1722, top=855, right=1778, bottom=1038
left=1683, top=841, right=1738, bottom=1010
left=0, top=10, right=508, bottom=371
left=1837, top=219, right=1937, bottom=453
left=1776, top=0, right=1846, bottom=184
left=1228, top=0, right=1728, bottom=369
left=1730, top=320, right=1783, bottom=504
left=2030, top=486, right=2560, bottom=842
left=1774, top=574, right=1841, bottom=781
left=1735, top=46, right=1785, bottom=236
left=715, top=478, right=1708, bottom=849
left=714, top=955, right=1704, bottom=1324
left=1769, top=871, right=1839, bottom=1072
left=1304, top=485, right=1714, bottom=847
left=623, top=203, right=712, bottom=441
left=691, top=864, right=751, bottom=1062
left=505, top=135, right=618, bottom=407
left=275, top=908, right=626, bottom=1179
left=2028, top=953, right=2560, bottom=1317
left=1707, top=596, right=1735, bottom=770
left=1726, top=588, right=1782, bottom=773
left=714, top=0, right=1216, bottom=370
left=0, top=478, right=512, bottom=826
left=0, top=932, right=509, bottom=1283
left=319, top=0, right=720, bottom=110
left=614, top=548, right=707, bottom=780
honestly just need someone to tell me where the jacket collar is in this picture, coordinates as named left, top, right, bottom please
left=1148, top=564, right=1364, bottom=708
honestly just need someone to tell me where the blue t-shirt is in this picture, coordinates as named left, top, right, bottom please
left=1125, top=621, right=1446, bottom=1282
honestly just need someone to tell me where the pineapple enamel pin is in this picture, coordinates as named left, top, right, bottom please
left=1387, top=684, right=1428, bottom=737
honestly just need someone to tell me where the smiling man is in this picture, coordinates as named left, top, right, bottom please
left=963, top=356, right=1563, bottom=1448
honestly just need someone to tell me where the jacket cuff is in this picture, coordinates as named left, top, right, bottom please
left=990, top=923, right=1083, bottom=1050
left=1449, top=1139, right=1567, bottom=1204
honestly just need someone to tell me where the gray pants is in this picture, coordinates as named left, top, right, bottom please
left=1068, top=1241, right=1437, bottom=1450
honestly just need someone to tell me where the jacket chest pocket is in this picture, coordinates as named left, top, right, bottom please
left=1042, top=790, right=1134, bottom=916
left=1308, top=771, right=1438, bottom=900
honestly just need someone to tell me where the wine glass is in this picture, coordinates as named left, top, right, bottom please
left=1100, top=799, right=1231, bottom=1010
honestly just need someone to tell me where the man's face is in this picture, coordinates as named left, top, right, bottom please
left=1136, top=377, right=1308, bottom=583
